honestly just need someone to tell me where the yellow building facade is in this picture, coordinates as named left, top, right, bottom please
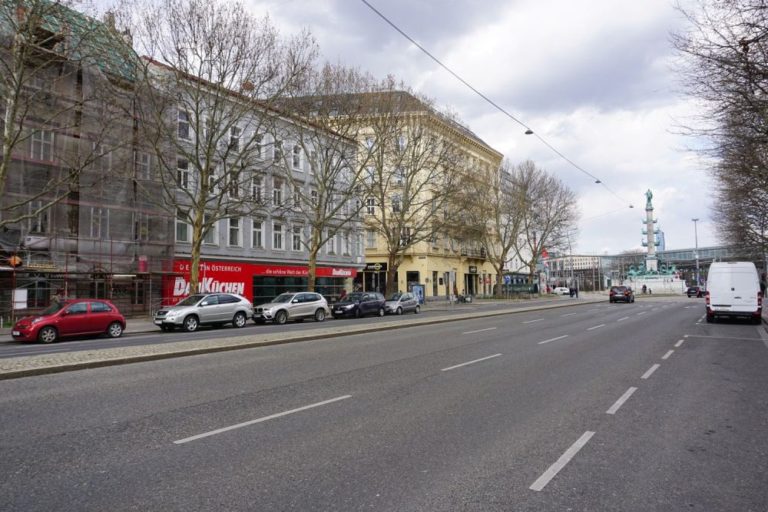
left=352, top=92, right=504, bottom=299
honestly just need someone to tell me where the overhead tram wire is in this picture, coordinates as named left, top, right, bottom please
left=360, top=0, right=634, bottom=209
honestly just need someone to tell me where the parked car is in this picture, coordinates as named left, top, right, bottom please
left=609, top=286, right=635, bottom=303
left=253, top=292, right=330, bottom=324
left=705, top=261, right=761, bottom=323
left=553, top=287, right=570, bottom=295
left=686, top=286, right=704, bottom=298
left=153, top=293, right=253, bottom=332
left=12, top=299, right=126, bottom=344
left=331, top=292, right=386, bottom=318
left=384, top=292, right=420, bottom=315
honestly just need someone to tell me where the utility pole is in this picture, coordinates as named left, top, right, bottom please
left=692, top=218, right=700, bottom=285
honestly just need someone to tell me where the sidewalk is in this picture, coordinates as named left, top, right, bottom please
left=0, top=295, right=604, bottom=380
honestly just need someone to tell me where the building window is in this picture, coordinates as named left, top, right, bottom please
left=30, top=130, right=53, bottom=161
left=229, top=126, right=241, bottom=151
left=396, top=134, right=407, bottom=152
left=392, top=194, right=401, bottom=213
left=90, top=207, right=108, bottom=238
left=292, top=145, right=302, bottom=169
left=203, top=215, right=217, bottom=245
left=292, top=225, right=302, bottom=251
left=255, top=134, right=263, bottom=158
left=326, top=229, right=335, bottom=254
left=272, top=178, right=283, bottom=205
left=310, top=189, right=318, bottom=205
left=227, top=169, right=240, bottom=198
left=176, top=210, right=190, bottom=243
left=27, top=200, right=48, bottom=234
left=177, top=158, right=190, bottom=190
left=394, top=167, right=405, bottom=186
left=133, top=212, right=150, bottom=241
left=273, top=139, right=283, bottom=161
left=273, top=223, right=283, bottom=250
left=252, top=218, right=263, bottom=248
left=92, top=143, right=111, bottom=172
left=134, top=151, right=151, bottom=180
left=342, top=231, right=350, bottom=255
left=366, top=197, right=375, bottom=215
left=228, top=218, right=242, bottom=247
left=309, top=150, right=317, bottom=174
left=251, top=176, right=263, bottom=203
left=365, top=166, right=375, bottom=183
left=178, top=110, right=190, bottom=140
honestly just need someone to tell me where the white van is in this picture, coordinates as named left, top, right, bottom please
left=705, top=262, right=762, bottom=324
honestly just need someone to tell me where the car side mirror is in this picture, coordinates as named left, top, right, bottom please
left=292, top=299, right=299, bottom=303
left=200, top=301, right=209, bottom=307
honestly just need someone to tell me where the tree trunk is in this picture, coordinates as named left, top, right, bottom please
left=386, top=252, right=399, bottom=295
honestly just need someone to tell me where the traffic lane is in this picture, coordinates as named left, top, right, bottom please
left=0, top=298, right=702, bottom=509
left=0, top=299, right=581, bottom=358
left=513, top=323, right=768, bottom=511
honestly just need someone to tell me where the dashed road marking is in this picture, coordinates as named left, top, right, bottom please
left=174, top=395, right=352, bottom=444
left=662, top=350, right=674, bottom=360
left=538, top=335, right=569, bottom=345
left=674, top=339, right=684, bottom=348
left=523, top=318, right=544, bottom=324
left=462, top=327, right=497, bottom=335
left=442, top=353, right=502, bottom=372
left=587, top=324, right=605, bottom=331
left=606, top=387, right=637, bottom=415
left=641, top=364, right=660, bottom=380
left=530, top=431, right=595, bottom=492
left=617, top=316, right=629, bottom=322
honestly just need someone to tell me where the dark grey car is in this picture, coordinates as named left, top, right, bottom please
left=384, top=292, right=420, bottom=315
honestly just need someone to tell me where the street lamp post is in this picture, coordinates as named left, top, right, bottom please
left=692, top=218, right=700, bottom=285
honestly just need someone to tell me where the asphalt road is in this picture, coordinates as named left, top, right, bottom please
left=1, top=298, right=766, bottom=511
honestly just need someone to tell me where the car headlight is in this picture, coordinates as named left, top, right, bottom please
left=166, top=312, right=178, bottom=320
left=343, top=304, right=355, bottom=309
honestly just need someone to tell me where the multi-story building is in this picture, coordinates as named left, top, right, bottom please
left=348, top=92, right=504, bottom=299
left=0, top=5, right=174, bottom=317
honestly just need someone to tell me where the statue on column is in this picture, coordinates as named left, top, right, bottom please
left=645, top=189, right=653, bottom=209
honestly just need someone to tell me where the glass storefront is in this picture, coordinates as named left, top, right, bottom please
left=252, top=276, right=346, bottom=304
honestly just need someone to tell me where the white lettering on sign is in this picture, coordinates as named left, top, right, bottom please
left=331, top=268, right=352, bottom=277
left=172, top=277, right=245, bottom=296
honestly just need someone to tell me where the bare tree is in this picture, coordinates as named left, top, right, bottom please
left=360, top=88, right=461, bottom=294
left=453, top=159, right=526, bottom=296
left=277, top=64, right=377, bottom=291
left=120, top=0, right=317, bottom=293
left=511, top=160, right=579, bottom=286
left=0, top=0, right=137, bottom=232
left=673, top=0, right=768, bottom=254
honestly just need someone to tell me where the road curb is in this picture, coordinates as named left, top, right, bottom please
left=0, top=300, right=602, bottom=380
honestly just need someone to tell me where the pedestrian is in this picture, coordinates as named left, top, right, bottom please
left=339, top=289, right=347, bottom=301
left=51, top=288, right=63, bottom=306
left=575, top=286, right=579, bottom=298
left=648, top=287, right=652, bottom=295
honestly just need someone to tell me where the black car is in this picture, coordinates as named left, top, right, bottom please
left=609, top=286, right=635, bottom=303
left=331, top=292, right=386, bottom=318
left=686, top=286, right=705, bottom=298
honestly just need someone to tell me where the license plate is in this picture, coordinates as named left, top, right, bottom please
left=12, top=330, right=20, bottom=336
left=154, top=320, right=163, bottom=325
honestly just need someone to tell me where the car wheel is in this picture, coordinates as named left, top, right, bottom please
left=38, top=326, right=58, bottom=344
left=396, top=307, right=403, bottom=315
left=233, top=312, right=247, bottom=328
left=378, top=307, right=385, bottom=317
left=314, top=309, right=326, bottom=322
left=275, top=310, right=288, bottom=325
left=107, top=322, right=123, bottom=338
left=414, top=305, right=420, bottom=314
left=183, top=315, right=199, bottom=332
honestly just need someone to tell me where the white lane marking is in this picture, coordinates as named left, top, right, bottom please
left=530, top=431, right=596, bottom=492
left=606, top=387, right=637, bottom=415
left=684, top=335, right=690, bottom=338
left=561, top=313, right=577, bottom=317
left=442, top=353, right=502, bottom=372
left=523, top=318, right=544, bottom=324
left=462, top=327, right=497, bottom=335
left=587, top=324, right=605, bottom=331
left=641, top=364, right=660, bottom=380
left=637, top=311, right=647, bottom=316
left=617, top=316, right=629, bottom=322
left=662, top=350, right=674, bottom=360
left=538, top=335, right=569, bottom=345
left=174, top=395, right=352, bottom=444
left=674, top=339, right=684, bottom=348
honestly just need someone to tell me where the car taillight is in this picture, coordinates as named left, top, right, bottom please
left=705, top=292, right=710, bottom=307
left=759, top=291, right=763, bottom=309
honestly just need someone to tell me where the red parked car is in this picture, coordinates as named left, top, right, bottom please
left=12, top=299, right=126, bottom=343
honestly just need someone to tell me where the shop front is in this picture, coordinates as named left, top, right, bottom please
left=163, top=259, right=359, bottom=305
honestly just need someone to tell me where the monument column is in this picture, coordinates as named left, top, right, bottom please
left=644, top=189, right=658, bottom=272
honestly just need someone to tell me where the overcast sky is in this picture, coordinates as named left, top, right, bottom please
left=241, top=0, right=715, bottom=255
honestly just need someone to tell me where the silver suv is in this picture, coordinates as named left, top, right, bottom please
left=154, top=293, right=253, bottom=332
left=253, top=292, right=330, bottom=325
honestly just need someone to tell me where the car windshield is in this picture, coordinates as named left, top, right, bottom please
left=612, top=287, right=627, bottom=292
left=346, top=292, right=364, bottom=301
left=40, top=302, right=65, bottom=315
left=176, top=294, right=206, bottom=307
left=271, top=293, right=294, bottom=303
left=388, top=293, right=402, bottom=301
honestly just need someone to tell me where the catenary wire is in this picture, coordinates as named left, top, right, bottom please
left=360, top=0, right=634, bottom=208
